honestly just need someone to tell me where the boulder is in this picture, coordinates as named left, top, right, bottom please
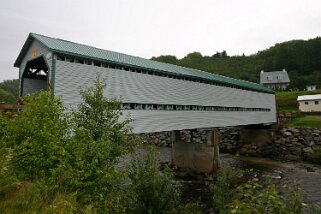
left=285, top=154, right=301, bottom=161
left=303, top=147, right=313, bottom=154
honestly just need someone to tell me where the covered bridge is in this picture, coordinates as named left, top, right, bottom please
left=14, top=33, right=276, bottom=134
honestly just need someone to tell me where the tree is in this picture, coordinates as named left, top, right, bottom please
left=151, top=55, right=178, bottom=65
left=65, top=74, right=136, bottom=210
left=0, top=79, right=19, bottom=98
left=3, top=92, right=68, bottom=179
left=0, top=88, right=16, bottom=104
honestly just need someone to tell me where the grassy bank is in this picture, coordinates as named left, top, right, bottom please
left=276, top=89, right=321, bottom=113
left=287, top=115, right=321, bottom=129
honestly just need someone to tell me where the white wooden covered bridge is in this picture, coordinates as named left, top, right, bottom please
left=14, top=33, right=277, bottom=172
left=14, top=33, right=276, bottom=134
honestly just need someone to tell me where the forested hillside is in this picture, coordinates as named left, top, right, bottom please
left=0, top=79, right=18, bottom=103
left=151, top=37, right=321, bottom=89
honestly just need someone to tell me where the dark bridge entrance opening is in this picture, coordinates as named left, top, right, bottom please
left=22, top=56, right=49, bottom=96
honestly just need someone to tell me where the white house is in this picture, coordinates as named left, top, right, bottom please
left=260, top=69, right=290, bottom=90
left=297, top=94, right=321, bottom=112
left=306, top=85, right=317, bottom=91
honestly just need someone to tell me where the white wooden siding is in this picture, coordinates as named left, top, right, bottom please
left=54, top=61, right=276, bottom=133
left=122, top=111, right=276, bottom=133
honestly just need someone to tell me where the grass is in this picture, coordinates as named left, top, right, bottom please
left=276, top=89, right=321, bottom=113
left=287, top=115, right=321, bottom=129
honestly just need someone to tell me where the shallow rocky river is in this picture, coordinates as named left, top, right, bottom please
left=121, top=145, right=321, bottom=213
left=158, top=146, right=321, bottom=212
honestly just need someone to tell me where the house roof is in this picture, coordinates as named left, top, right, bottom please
left=15, top=33, right=274, bottom=94
left=297, top=94, right=321, bottom=101
left=260, top=71, right=290, bottom=84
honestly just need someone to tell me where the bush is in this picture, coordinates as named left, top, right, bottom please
left=306, top=149, right=321, bottom=165
left=209, top=167, right=243, bottom=212
left=3, top=92, right=69, bottom=180
left=210, top=168, right=306, bottom=214
left=227, top=179, right=305, bottom=214
left=128, top=147, right=200, bottom=214
left=0, top=113, right=8, bottom=139
left=64, top=75, right=137, bottom=211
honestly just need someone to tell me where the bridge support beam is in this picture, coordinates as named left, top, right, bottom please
left=171, top=129, right=221, bottom=174
left=207, top=129, right=221, bottom=170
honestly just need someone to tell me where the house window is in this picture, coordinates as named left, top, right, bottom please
left=266, top=76, right=272, bottom=81
left=277, top=75, right=282, bottom=80
left=305, top=102, right=309, bottom=105
left=315, top=101, right=319, bottom=105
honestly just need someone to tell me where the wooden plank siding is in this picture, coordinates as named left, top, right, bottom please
left=54, top=60, right=276, bottom=133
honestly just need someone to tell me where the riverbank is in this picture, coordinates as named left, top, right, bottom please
left=147, top=146, right=321, bottom=213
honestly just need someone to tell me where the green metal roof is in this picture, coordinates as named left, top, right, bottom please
left=15, top=33, right=274, bottom=94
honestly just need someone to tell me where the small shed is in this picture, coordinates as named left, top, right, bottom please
left=298, top=94, right=321, bottom=112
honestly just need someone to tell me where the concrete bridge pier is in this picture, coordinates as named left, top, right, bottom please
left=171, top=129, right=221, bottom=174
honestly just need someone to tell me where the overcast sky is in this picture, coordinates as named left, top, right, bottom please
left=1, top=0, right=321, bottom=82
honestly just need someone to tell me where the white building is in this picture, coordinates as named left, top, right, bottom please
left=260, top=69, right=290, bottom=90
left=297, top=94, right=321, bottom=112
left=306, top=85, right=317, bottom=91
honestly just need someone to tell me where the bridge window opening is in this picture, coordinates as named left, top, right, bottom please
left=66, top=57, right=74, bottom=63
left=75, top=58, right=84, bottom=64
left=57, top=54, right=65, bottom=61
left=93, top=61, right=101, bottom=67
left=22, top=56, right=49, bottom=96
left=84, top=60, right=91, bottom=65
left=120, top=102, right=271, bottom=112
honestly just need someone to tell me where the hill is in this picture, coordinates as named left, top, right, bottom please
left=0, top=79, right=18, bottom=104
left=151, top=37, right=321, bottom=89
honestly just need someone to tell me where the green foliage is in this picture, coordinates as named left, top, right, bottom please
left=152, top=37, right=321, bottom=89
left=306, top=149, right=321, bottom=165
left=287, top=116, right=321, bottom=129
left=151, top=55, right=178, bottom=64
left=0, top=88, right=16, bottom=104
left=209, top=167, right=243, bottom=212
left=0, top=113, right=8, bottom=139
left=0, top=79, right=19, bottom=98
left=128, top=147, right=200, bottom=214
left=3, top=92, right=68, bottom=180
left=227, top=180, right=305, bottom=214
left=64, top=74, right=136, bottom=210
left=210, top=168, right=306, bottom=214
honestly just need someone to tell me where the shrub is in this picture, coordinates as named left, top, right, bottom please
left=209, top=167, right=243, bottom=212
left=64, top=75, right=137, bottom=211
left=227, top=179, right=305, bottom=214
left=306, top=149, right=321, bottom=165
left=3, top=92, right=69, bottom=180
left=210, top=168, right=306, bottom=214
left=128, top=147, right=200, bottom=214
left=0, top=113, right=8, bottom=139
